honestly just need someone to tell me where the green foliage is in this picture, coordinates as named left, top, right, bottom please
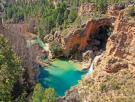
left=68, top=8, right=78, bottom=23
left=32, top=84, right=57, bottom=102
left=32, top=83, right=44, bottom=102
left=108, top=0, right=124, bottom=4
left=110, top=78, right=120, bottom=90
left=50, top=41, right=63, bottom=57
left=15, top=91, right=27, bottom=102
left=74, top=16, right=82, bottom=28
left=0, top=35, right=22, bottom=101
left=5, top=0, right=69, bottom=35
left=79, top=0, right=93, bottom=4
left=42, top=88, right=57, bottom=102
left=96, top=0, right=108, bottom=13
left=100, top=83, right=108, bottom=92
left=127, top=6, right=135, bottom=17
left=4, top=0, right=129, bottom=36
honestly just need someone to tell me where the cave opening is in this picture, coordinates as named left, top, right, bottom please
left=87, top=25, right=112, bottom=56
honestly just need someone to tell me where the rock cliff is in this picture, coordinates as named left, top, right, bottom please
left=97, top=10, right=135, bottom=73
left=63, top=18, right=113, bottom=56
left=60, top=5, right=135, bottom=102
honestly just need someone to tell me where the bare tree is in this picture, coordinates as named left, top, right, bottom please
left=0, top=25, right=39, bottom=98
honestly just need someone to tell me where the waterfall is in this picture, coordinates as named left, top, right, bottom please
left=87, top=61, right=94, bottom=75
left=86, top=53, right=103, bottom=76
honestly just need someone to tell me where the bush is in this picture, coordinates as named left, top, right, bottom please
left=68, top=8, right=78, bottom=23
left=42, top=88, right=57, bottom=102
left=100, top=83, right=108, bottom=92
left=96, top=0, right=108, bottom=13
left=108, top=0, right=123, bottom=4
left=0, top=35, right=22, bottom=101
left=32, top=84, right=57, bottom=102
left=127, top=6, right=135, bottom=17
left=50, top=41, right=63, bottom=57
left=110, top=79, right=120, bottom=90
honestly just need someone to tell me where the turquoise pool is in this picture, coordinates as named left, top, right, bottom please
left=38, top=59, right=87, bottom=96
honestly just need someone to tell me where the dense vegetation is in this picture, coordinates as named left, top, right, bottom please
left=32, top=84, right=57, bottom=102
left=5, top=0, right=78, bottom=36
left=1, top=0, right=134, bottom=102
left=0, top=35, right=22, bottom=101
left=0, top=34, right=57, bottom=101
left=4, top=0, right=132, bottom=37
left=127, top=6, right=135, bottom=16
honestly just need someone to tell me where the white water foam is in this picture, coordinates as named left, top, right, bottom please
left=86, top=53, right=103, bottom=76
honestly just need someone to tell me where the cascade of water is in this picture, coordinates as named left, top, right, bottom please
left=86, top=53, right=103, bottom=76
left=87, top=61, right=94, bottom=75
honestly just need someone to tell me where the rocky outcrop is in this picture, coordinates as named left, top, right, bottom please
left=44, top=31, right=62, bottom=43
left=107, top=4, right=125, bottom=18
left=63, top=18, right=113, bottom=55
left=60, top=6, right=135, bottom=102
left=78, top=3, right=96, bottom=16
left=96, top=10, right=135, bottom=73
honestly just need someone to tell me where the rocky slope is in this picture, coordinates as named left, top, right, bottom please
left=59, top=4, right=135, bottom=102
left=97, top=10, right=135, bottom=73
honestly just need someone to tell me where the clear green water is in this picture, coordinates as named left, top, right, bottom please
left=38, top=59, right=87, bottom=96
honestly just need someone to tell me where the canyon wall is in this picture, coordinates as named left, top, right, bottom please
left=60, top=5, right=135, bottom=102
left=96, top=11, right=135, bottom=73
left=63, top=18, right=113, bottom=55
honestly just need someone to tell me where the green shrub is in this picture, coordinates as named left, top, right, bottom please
left=100, top=83, right=108, bottom=92
left=110, top=79, right=120, bottom=90
left=108, top=0, right=124, bottom=4
left=0, top=35, right=22, bottom=101
left=50, top=41, right=63, bottom=57
left=127, top=6, right=135, bottom=17
left=32, top=84, right=57, bottom=102
left=96, top=0, right=108, bottom=13
left=42, top=88, right=57, bottom=102
left=68, top=8, right=78, bottom=23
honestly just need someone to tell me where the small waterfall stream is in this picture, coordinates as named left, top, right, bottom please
left=86, top=53, right=103, bottom=76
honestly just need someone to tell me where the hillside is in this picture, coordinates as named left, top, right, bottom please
left=0, top=0, right=135, bottom=102
left=59, top=7, right=135, bottom=102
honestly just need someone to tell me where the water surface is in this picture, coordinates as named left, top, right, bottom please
left=38, top=59, right=87, bottom=96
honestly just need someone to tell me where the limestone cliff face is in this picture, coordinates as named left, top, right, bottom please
left=60, top=6, right=135, bottom=102
left=63, top=18, right=113, bottom=55
left=96, top=11, right=135, bottom=73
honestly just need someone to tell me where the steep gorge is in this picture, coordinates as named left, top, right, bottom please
left=1, top=1, right=135, bottom=101
left=60, top=5, right=135, bottom=102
